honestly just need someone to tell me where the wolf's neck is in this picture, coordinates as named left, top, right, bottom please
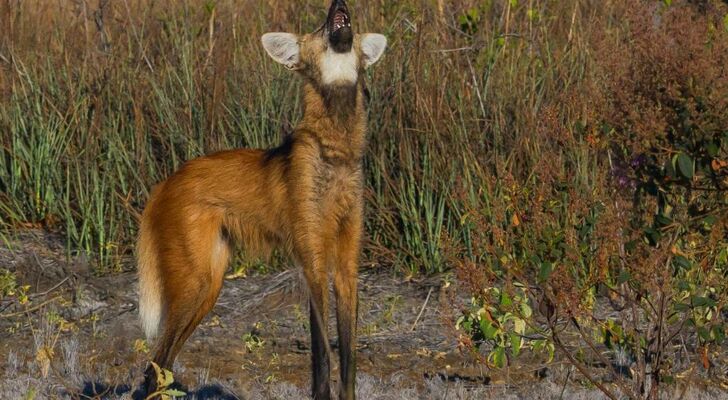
left=298, top=82, right=367, bottom=144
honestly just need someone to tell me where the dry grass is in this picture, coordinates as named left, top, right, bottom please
left=1, top=0, right=728, bottom=398
left=0, top=0, right=650, bottom=272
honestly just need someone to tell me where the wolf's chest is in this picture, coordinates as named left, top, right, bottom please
left=313, top=163, right=362, bottom=214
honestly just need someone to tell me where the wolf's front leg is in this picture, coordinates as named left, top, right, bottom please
left=333, top=210, right=362, bottom=400
left=308, top=265, right=331, bottom=400
left=294, top=229, right=332, bottom=400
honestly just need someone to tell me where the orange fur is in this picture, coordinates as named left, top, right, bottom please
left=138, top=4, right=385, bottom=398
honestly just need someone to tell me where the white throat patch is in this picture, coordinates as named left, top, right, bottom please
left=320, top=48, right=358, bottom=85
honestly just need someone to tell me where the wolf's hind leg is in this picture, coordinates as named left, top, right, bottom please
left=143, top=218, right=229, bottom=396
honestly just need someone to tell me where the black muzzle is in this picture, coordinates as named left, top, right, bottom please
left=326, top=0, right=353, bottom=53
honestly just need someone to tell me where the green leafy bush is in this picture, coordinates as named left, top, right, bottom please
left=447, top=1, right=728, bottom=398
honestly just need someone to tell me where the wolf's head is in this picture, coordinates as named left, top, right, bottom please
left=261, top=0, right=386, bottom=89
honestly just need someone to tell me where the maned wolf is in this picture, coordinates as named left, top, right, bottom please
left=136, top=0, right=386, bottom=398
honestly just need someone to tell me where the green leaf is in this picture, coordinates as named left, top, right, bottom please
left=479, top=319, right=499, bottom=340
left=706, top=142, right=719, bottom=157
left=624, top=240, right=637, bottom=252
left=673, top=256, right=692, bottom=271
left=692, top=296, right=716, bottom=308
left=539, top=262, right=553, bottom=282
left=654, top=213, right=672, bottom=227
left=162, top=369, right=174, bottom=387
left=490, top=346, right=507, bottom=368
left=520, top=302, right=532, bottom=318
left=500, top=292, right=512, bottom=307
left=674, top=303, right=691, bottom=312
left=698, top=326, right=711, bottom=341
left=510, top=333, right=522, bottom=357
left=546, top=342, right=555, bottom=362
left=617, top=269, right=631, bottom=284
left=612, top=324, right=624, bottom=338
left=163, top=389, right=187, bottom=397
left=677, top=153, right=694, bottom=179
left=702, top=215, right=717, bottom=228
left=151, top=362, right=165, bottom=388
left=712, top=325, right=725, bottom=342
left=718, top=248, right=728, bottom=266
left=644, top=227, right=661, bottom=246
left=514, top=318, right=526, bottom=334
left=460, top=319, right=472, bottom=332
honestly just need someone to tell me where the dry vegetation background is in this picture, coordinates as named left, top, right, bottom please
left=1, top=0, right=728, bottom=399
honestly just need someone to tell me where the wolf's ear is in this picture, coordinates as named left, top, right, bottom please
left=360, top=34, right=387, bottom=68
left=262, top=33, right=300, bottom=70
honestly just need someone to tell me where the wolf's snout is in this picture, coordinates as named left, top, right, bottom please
left=327, top=0, right=352, bottom=53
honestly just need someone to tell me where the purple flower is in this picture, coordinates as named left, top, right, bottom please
left=631, top=154, right=647, bottom=169
left=611, top=165, right=635, bottom=189
left=617, top=175, right=630, bottom=188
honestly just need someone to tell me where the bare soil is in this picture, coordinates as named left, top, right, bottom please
left=1, top=231, right=726, bottom=399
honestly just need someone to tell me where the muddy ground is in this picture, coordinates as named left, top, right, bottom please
left=1, top=231, right=726, bottom=399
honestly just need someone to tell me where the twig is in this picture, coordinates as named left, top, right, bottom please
left=550, top=330, right=620, bottom=400
left=411, top=287, right=433, bottom=331
left=0, top=301, right=13, bottom=313
left=0, top=296, right=63, bottom=318
left=430, top=46, right=475, bottom=53
left=30, top=277, right=70, bottom=299
left=570, top=316, right=637, bottom=399
left=676, top=364, right=695, bottom=400
left=559, top=366, right=573, bottom=400
left=115, top=190, right=142, bottom=222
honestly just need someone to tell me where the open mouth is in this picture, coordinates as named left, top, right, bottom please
left=331, top=8, right=350, bottom=33
left=326, top=0, right=353, bottom=52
